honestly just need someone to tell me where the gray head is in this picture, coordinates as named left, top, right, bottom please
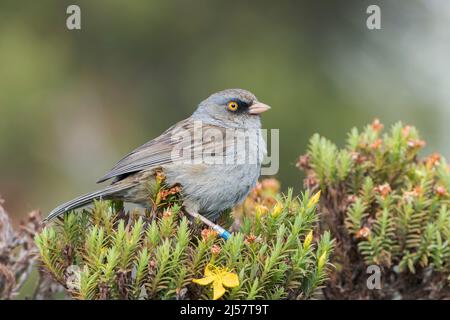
left=192, top=89, right=271, bottom=129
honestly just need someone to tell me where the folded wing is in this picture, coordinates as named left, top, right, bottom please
left=97, top=119, right=228, bottom=183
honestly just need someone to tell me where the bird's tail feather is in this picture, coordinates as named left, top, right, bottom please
left=45, top=183, right=134, bottom=222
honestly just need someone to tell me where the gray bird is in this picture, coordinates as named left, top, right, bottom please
left=45, top=89, right=270, bottom=222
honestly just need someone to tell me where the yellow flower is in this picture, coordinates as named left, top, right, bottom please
left=318, top=251, right=327, bottom=270
left=192, top=264, right=239, bottom=300
left=307, top=191, right=321, bottom=209
left=303, top=230, right=313, bottom=249
left=254, top=205, right=269, bottom=219
left=271, top=202, right=283, bottom=218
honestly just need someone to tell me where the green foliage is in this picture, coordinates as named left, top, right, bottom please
left=35, top=190, right=334, bottom=300
left=300, top=119, right=449, bottom=298
left=344, top=198, right=368, bottom=235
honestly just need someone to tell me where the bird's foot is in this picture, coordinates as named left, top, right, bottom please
left=185, top=210, right=231, bottom=240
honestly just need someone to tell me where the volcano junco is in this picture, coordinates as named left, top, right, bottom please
left=46, top=89, right=270, bottom=222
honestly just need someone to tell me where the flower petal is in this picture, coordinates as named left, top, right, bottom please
left=303, top=230, right=313, bottom=249
left=204, top=264, right=214, bottom=277
left=192, top=275, right=215, bottom=286
left=307, top=191, right=321, bottom=208
left=318, top=251, right=327, bottom=270
left=221, top=272, right=239, bottom=288
left=213, top=280, right=226, bottom=300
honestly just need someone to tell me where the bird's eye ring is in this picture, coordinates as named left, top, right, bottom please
left=228, top=101, right=239, bottom=111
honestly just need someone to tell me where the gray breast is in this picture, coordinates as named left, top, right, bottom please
left=163, top=128, right=266, bottom=220
left=164, top=163, right=260, bottom=220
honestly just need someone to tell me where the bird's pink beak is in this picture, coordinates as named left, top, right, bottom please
left=248, top=102, right=271, bottom=115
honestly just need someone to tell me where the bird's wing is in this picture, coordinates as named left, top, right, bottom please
left=97, top=119, right=227, bottom=183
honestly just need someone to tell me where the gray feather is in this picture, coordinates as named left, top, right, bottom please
left=44, top=183, right=134, bottom=222
left=96, top=120, right=190, bottom=183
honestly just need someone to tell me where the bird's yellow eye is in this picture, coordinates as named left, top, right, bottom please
left=228, top=101, right=239, bottom=111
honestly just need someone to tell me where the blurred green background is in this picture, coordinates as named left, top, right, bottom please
left=1, top=0, right=449, bottom=222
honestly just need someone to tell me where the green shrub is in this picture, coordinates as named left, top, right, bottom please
left=298, top=119, right=449, bottom=299
left=35, top=182, right=334, bottom=300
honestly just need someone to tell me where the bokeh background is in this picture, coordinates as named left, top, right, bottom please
left=1, top=0, right=449, bottom=222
